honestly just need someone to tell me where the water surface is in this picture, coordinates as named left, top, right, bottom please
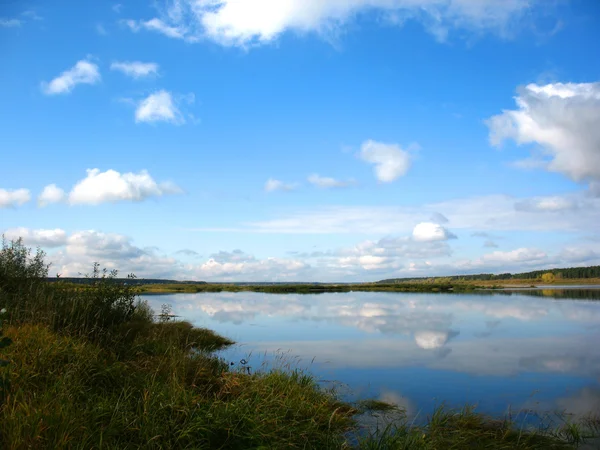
left=142, top=289, right=600, bottom=420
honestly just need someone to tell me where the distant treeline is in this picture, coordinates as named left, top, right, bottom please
left=379, top=265, right=600, bottom=283
left=45, top=277, right=207, bottom=286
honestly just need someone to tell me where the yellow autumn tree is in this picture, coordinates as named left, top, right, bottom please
left=541, top=272, right=556, bottom=283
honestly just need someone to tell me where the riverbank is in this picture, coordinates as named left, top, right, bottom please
left=138, top=278, right=600, bottom=294
left=139, top=282, right=480, bottom=294
left=2, top=318, right=598, bottom=449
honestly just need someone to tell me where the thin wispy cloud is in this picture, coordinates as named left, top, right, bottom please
left=307, top=174, right=356, bottom=189
left=0, top=18, right=22, bottom=27
left=264, top=178, right=298, bottom=193
left=111, top=61, right=159, bottom=79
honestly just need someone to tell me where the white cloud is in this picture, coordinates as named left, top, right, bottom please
left=326, top=234, right=452, bottom=274
left=479, top=247, right=548, bottom=265
left=307, top=174, right=355, bottom=189
left=111, top=61, right=159, bottom=79
left=41, top=59, right=101, bottom=95
left=198, top=257, right=309, bottom=281
left=136, top=0, right=543, bottom=47
left=359, top=140, right=412, bottom=182
left=21, top=10, right=43, bottom=21
left=558, top=247, right=600, bottom=264
left=0, top=188, right=31, bottom=208
left=113, top=4, right=122, bottom=13
left=0, top=18, right=22, bottom=27
left=412, top=222, right=456, bottom=242
left=135, top=90, right=187, bottom=124
left=209, top=249, right=256, bottom=263
left=2, top=228, right=68, bottom=248
left=46, top=230, right=183, bottom=279
left=487, top=82, right=600, bottom=183
left=264, top=178, right=298, bottom=192
left=124, top=18, right=187, bottom=40
left=196, top=192, right=600, bottom=235
left=515, top=196, right=579, bottom=212
left=414, top=330, right=451, bottom=349
left=67, top=168, right=182, bottom=205
left=38, top=184, right=67, bottom=207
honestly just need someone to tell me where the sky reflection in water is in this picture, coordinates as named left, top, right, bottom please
left=142, top=290, right=600, bottom=419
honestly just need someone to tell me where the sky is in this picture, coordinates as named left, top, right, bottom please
left=1, top=0, right=600, bottom=282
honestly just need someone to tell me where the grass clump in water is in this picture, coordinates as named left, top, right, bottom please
left=355, top=404, right=599, bottom=449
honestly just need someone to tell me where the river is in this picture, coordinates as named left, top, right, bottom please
left=141, top=288, right=600, bottom=422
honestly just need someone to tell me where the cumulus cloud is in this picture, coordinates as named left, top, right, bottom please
left=412, top=222, right=456, bottom=242
left=264, top=178, right=298, bottom=192
left=38, top=184, right=66, bottom=207
left=111, top=61, right=159, bottom=79
left=66, top=168, right=181, bottom=205
left=41, top=59, right=101, bottom=95
left=487, top=82, right=600, bottom=184
left=135, top=90, right=190, bottom=124
left=198, top=256, right=310, bottom=281
left=330, top=234, right=452, bottom=274
left=2, top=228, right=68, bottom=248
left=0, top=188, right=30, bottom=208
left=6, top=226, right=312, bottom=281
left=359, top=140, right=413, bottom=182
left=307, top=174, right=355, bottom=189
left=130, top=0, right=545, bottom=47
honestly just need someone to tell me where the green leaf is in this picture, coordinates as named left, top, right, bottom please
left=0, top=359, right=9, bottom=367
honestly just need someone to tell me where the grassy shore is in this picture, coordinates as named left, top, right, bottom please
left=1, top=238, right=599, bottom=448
left=139, top=282, right=480, bottom=294
left=138, top=278, right=600, bottom=294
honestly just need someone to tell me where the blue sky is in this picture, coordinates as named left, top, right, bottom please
left=1, top=0, right=600, bottom=281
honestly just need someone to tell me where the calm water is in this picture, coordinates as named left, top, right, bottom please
left=141, top=289, right=600, bottom=420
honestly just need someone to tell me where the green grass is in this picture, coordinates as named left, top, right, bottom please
left=1, top=323, right=356, bottom=449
